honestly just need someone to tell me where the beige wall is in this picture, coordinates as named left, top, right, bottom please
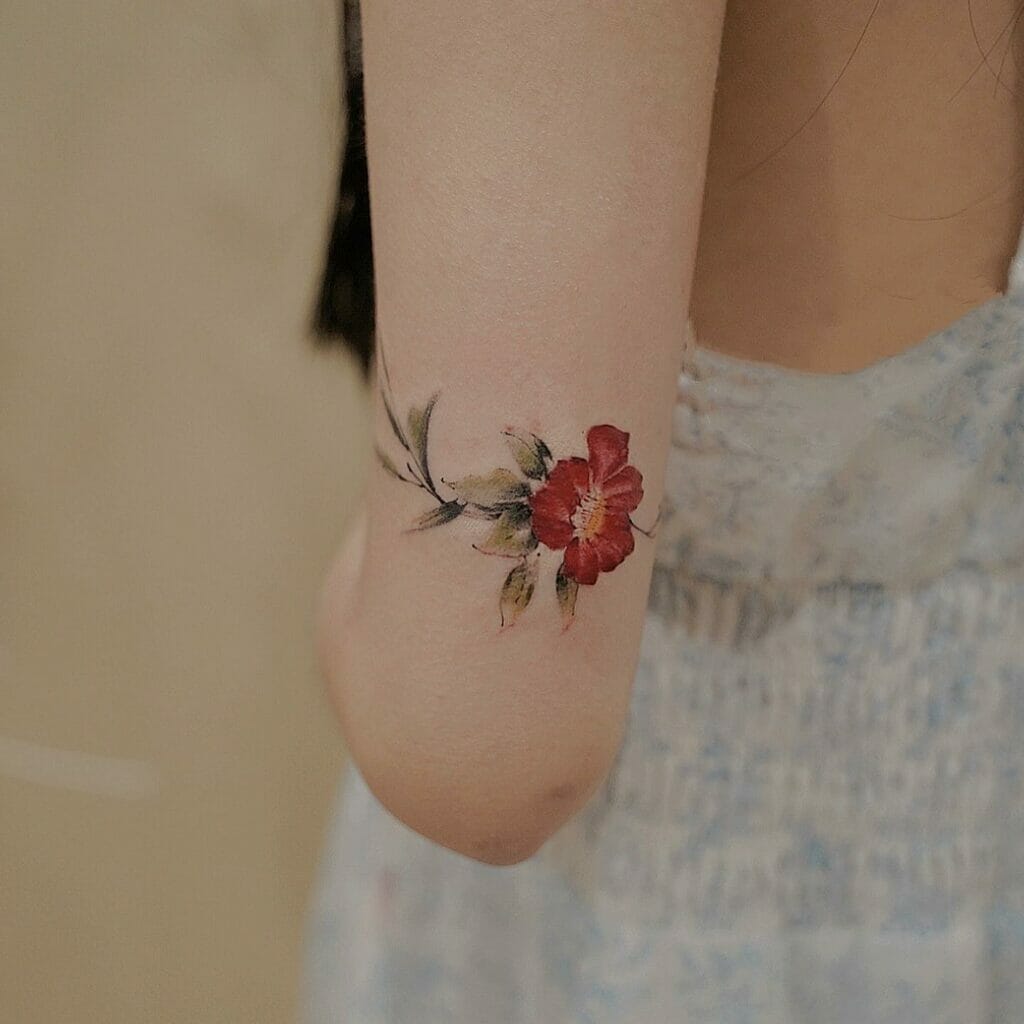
left=1, top=3, right=363, bottom=1020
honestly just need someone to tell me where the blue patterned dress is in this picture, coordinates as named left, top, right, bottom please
left=304, top=225, right=1024, bottom=1023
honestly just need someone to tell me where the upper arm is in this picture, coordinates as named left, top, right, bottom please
left=321, top=0, right=726, bottom=864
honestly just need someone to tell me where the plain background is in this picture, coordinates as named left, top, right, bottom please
left=2, top=2, right=363, bottom=1019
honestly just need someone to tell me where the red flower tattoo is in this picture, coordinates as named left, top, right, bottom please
left=376, top=352, right=655, bottom=627
left=528, top=426, right=644, bottom=586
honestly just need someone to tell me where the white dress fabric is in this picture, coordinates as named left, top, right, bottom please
left=303, top=224, right=1024, bottom=1023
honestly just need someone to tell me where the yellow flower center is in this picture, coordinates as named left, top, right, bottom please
left=571, top=489, right=607, bottom=541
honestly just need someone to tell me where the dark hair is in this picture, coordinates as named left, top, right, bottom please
left=313, top=0, right=374, bottom=373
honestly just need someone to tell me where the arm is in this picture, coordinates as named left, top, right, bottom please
left=320, top=0, right=726, bottom=864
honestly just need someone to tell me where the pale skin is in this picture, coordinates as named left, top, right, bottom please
left=694, top=0, right=1024, bottom=372
left=320, top=1, right=1023, bottom=864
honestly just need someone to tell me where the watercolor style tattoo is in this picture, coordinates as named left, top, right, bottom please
left=376, top=359, right=656, bottom=628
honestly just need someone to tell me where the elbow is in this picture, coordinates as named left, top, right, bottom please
left=342, top=727, right=616, bottom=868
left=318, top=572, right=626, bottom=867
left=436, top=818, right=553, bottom=868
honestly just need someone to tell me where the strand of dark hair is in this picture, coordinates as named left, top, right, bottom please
left=313, top=0, right=375, bottom=373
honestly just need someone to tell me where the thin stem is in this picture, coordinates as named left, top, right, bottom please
left=376, top=341, right=447, bottom=504
left=406, top=461, right=446, bottom=504
left=630, top=509, right=661, bottom=539
left=472, top=544, right=529, bottom=559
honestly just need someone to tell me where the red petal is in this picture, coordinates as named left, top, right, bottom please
left=586, top=425, right=631, bottom=483
left=590, top=516, right=635, bottom=572
left=530, top=507, right=573, bottom=549
left=601, top=465, right=644, bottom=513
left=528, top=458, right=588, bottom=550
left=563, top=538, right=600, bottom=585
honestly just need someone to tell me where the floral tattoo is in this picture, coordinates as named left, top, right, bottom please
left=376, top=360, right=656, bottom=628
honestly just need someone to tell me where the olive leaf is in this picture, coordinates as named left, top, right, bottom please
left=409, top=500, right=464, bottom=531
left=500, top=557, right=538, bottom=627
left=446, top=468, right=531, bottom=507
left=406, top=393, right=439, bottom=488
left=475, top=503, right=537, bottom=557
left=555, top=563, right=579, bottom=628
left=503, top=430, right=553, bottom=480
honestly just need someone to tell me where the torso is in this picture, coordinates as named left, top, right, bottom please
left=692, top=0, right=1024, bottom=373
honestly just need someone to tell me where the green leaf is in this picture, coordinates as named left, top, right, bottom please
left=555, top=564, right=579, bottom=628
left=504, top=430, right=553, bottom=480
left=376, top=447, right=405, bottom=481
left=475, top=504, right=537, bottom=556
left=406, top=393, right=439, bottom=487
left=447, top=468, right=531, bottom=507
left=500, top=558, right=538, bottom=627
left=409, top=500, right=463, bottom=531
